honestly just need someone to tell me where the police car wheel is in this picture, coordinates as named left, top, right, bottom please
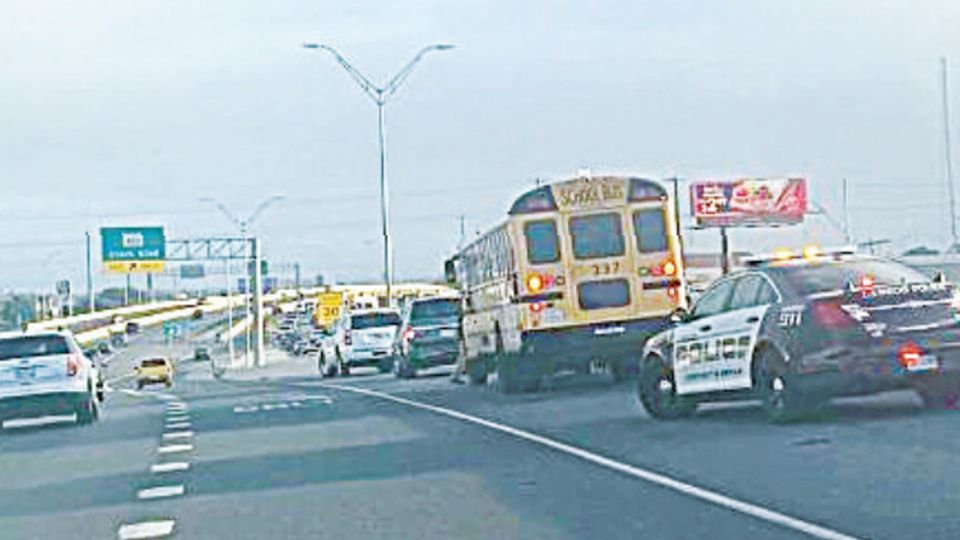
left=755, top=350, right=807, bottom=423
left=916, top=377, right=960, bottom=410
left=638, top=358, right=696, bottom=419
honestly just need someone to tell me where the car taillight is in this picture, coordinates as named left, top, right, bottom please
left=529, top=301, right=545, bottom=313
left=66, top=353, right=82, bottom=377
left=898, top=342, right=922, bottom=369
left=811, top=300, right=855, bottom=329
left=403, top=328, right=419, bottom=342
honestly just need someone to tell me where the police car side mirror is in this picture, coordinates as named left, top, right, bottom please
left=670, top=307, right=689, bottom=324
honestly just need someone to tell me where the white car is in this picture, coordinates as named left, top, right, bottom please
left=0, top=331, right=101, bottom=426
left=326, top=309, right=401, bottom=376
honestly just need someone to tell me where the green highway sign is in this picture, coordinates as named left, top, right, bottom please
left=101, top=227, right=166, bottom=261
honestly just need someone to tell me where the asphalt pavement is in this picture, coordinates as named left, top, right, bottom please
left=1, top=328, right=959, bottom=539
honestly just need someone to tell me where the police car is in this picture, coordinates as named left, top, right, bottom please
left=637, top=247, right=960, bottom=422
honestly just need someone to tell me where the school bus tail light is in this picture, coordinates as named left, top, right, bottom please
left=651, top=259, right=677, bottom=277
left=667, top=286, right=680, bottom=302
left=526, top=273, right=544, bottom=293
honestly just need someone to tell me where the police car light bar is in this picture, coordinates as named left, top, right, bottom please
left=743, top=245, right=857, bottom=267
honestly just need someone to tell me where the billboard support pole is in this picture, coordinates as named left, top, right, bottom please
left=670, top=177, right=684, bottom=257
left=720, top=227, right=731, bottom=275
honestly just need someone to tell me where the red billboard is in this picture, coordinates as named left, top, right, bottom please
left=691, top=178, right=807, bottom=228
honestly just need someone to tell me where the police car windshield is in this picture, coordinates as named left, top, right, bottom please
left=771, top=259, right=929, bottom=296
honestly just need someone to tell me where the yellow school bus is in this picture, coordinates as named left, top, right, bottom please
left=445, top=175, right=687, bottom=392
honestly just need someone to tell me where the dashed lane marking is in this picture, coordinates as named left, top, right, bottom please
left=117, top=520, right=176, bottom=539
left=137, top=485, right=185, bottom=500
left=151, top=462, right=190, bottom=474
left=232, top=395, right=333, bottom=414
left=165, top=422, right=191, bottom=430
left=2, top=415, right=75, bottom=429
left=157, top=444, right=193, bottom=454
left=319, top=383, right=861, bottom=540
left=162, top=431, right=194, bottom=440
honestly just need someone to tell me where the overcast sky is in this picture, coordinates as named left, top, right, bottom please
left=3, top=0, right=960, bottom=293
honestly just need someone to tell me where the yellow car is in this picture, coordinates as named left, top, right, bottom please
left=135, top=357, right=174, bottom=389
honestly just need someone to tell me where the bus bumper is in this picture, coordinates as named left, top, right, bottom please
left=521, top=317, right=671, bottom=369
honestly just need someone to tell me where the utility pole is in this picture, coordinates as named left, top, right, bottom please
left=124, top=274, right=131, bottom=305
left=294, top=262, right=301, bottom=292
left=942, top=57, right=959, bottom=248
left=253, top=237, right=265, bottom=367
left=670, top=177, right=684, bottom=255
left=225, top=259, right=234, bottom=365
left=85, top=231, right=95, bottom=313
left=842, top=178, right=851, bottom=245
left=458, top=215, right=466, bottom=250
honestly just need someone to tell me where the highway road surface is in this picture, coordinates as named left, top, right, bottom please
left=1, top=328, right=959, bottom=539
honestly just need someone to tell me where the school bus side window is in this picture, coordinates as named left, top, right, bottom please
left=524, top=220, right=560, bottom=264
left=633, top=209, right=667, bottom=253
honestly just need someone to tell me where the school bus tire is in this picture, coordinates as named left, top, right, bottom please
left=467, top=359, right=488, bottom=385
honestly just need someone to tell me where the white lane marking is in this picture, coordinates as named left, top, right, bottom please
left=289, top=401, right=303, bottom=408
left=163, top=431, right=194, bottom=440
left=158, top=444, right=193, bottom=454
left=2, top=415, right=75, bottom=429
left=300, top=395, right=334, bottom=404
left=261, top=403, right=277, bottom=411
left=166, top=415, right=190, bottom=422
left=137, top=485, right=185, bottom=500
left=165, top=422, right=191, bottom=430
left=105, top=373, right=134, bottom=385
left=166, top=404, right=187, bottom=412
left=117, top=520, right=176, bottom=539
left=234, top=405, right=258, bottom=413
left=151, top=462, right=190, bottom=474
left=320, top=383, right=861, bottom=540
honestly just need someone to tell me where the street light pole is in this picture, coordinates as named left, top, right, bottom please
left=303, top=42, right=454, bottom=305
left=199, top=195, right=284, bottom=368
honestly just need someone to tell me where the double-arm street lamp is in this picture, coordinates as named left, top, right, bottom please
left=199, top=195, right=284, bottom=366
left=302, top=42, right=454, bottom=304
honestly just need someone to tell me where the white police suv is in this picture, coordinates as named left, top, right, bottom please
left=637, top=248, right=960, bottom=422
left=0, top=331, right=101, bottom=426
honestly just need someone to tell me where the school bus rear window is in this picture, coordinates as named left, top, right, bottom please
left=570, top=213, right=625, bottom=260
left=633, top=209, right=667, bottom=253
left=524, top=220, right=560, bottom=264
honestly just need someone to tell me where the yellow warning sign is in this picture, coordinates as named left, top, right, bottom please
left=104, top=260, right=165, bottom=273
